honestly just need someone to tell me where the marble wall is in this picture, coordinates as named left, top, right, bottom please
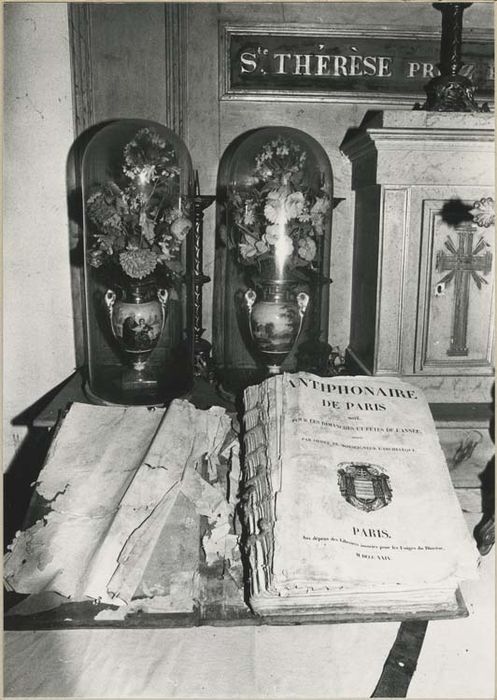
left=4, top=3, right=75, bottom=467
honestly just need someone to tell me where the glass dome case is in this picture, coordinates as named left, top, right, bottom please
left=213, top=127, right=333, bottom=395
left=82, top=119, right=194, bottom=405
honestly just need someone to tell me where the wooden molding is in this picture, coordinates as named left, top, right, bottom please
left=164, top=3, right=188, bottom=138
left=67, top=4, right=95, bottom=367
left=68, top=4, right=94, bottom=136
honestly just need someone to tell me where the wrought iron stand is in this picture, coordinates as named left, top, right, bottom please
left=192, top=192, right=216, bottom=378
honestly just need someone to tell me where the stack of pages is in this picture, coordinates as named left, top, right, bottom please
left=4, top=400, right=240, bottom=615
left=240, top=373, right=479, bottom=620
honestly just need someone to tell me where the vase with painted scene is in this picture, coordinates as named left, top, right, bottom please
left=244, top=259, right=310, bottom=375
left=105, top=274, right=169, bottom=371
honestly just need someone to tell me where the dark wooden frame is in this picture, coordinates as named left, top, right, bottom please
left=220, top=23, right=494, bottom=105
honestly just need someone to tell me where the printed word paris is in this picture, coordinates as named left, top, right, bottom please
left=353, top=527, right=392, bottom=539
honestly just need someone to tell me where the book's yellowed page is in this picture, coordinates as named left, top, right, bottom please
left=4, top=400, right=234, bottom=611
left=4, top=402, right=165, bottom=597
left=244, top=373, right=479, bottom=601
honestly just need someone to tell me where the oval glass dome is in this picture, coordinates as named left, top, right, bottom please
left=213, top=126, right=334, bottom=395
left=81, top=119, right=194, bottom=405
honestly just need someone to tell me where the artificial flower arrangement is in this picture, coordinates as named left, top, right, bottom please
left=228, top=135, right=331, bottom=278
left=86, top=127, right=192, bottom=283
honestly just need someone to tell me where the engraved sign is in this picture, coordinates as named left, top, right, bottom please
left=222, top=26, right=494, bottom=103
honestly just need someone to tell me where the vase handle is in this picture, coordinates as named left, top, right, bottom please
left=104, top=289, right=117, bottom=337
left=244, top=288, right=257, bottom=338
left=296, top=291, right=310, bottom=335
left=105, top=289, right=116, bottom=316
left=157, top=288, right=169, bottom=331
left=245, top=288, right=257, bottom=311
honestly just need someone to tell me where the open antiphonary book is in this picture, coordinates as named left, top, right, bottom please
left=240, top=373, right=479, bottom=620
left=4, top=373, right=479, bottom=624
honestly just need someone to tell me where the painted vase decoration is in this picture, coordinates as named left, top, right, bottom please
left=104, top=277, right=169, bottom=372
left=244, top=280, right=309, bottom=375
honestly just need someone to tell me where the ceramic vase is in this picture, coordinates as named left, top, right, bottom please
left=104, top=277, right=169, bottom=372
left=244, top=278, right=309, bottom=375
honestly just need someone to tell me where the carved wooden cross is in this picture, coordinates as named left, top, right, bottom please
left=436, top=222, right=492, bottom=356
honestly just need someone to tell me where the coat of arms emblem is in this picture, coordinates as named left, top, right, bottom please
left=337, top=463, right=392, bottom=512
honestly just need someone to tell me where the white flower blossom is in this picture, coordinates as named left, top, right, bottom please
left=239, top=241, right=258, bottom=259
left=265, top=224, right=283, bottom=244
left=171, top=216, right=192, bottom=241
left=298, top=237, right=317, bottom=261
left=285, top=191, right=305, bottom=219
left=264, top=193, right=287, bottom=224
